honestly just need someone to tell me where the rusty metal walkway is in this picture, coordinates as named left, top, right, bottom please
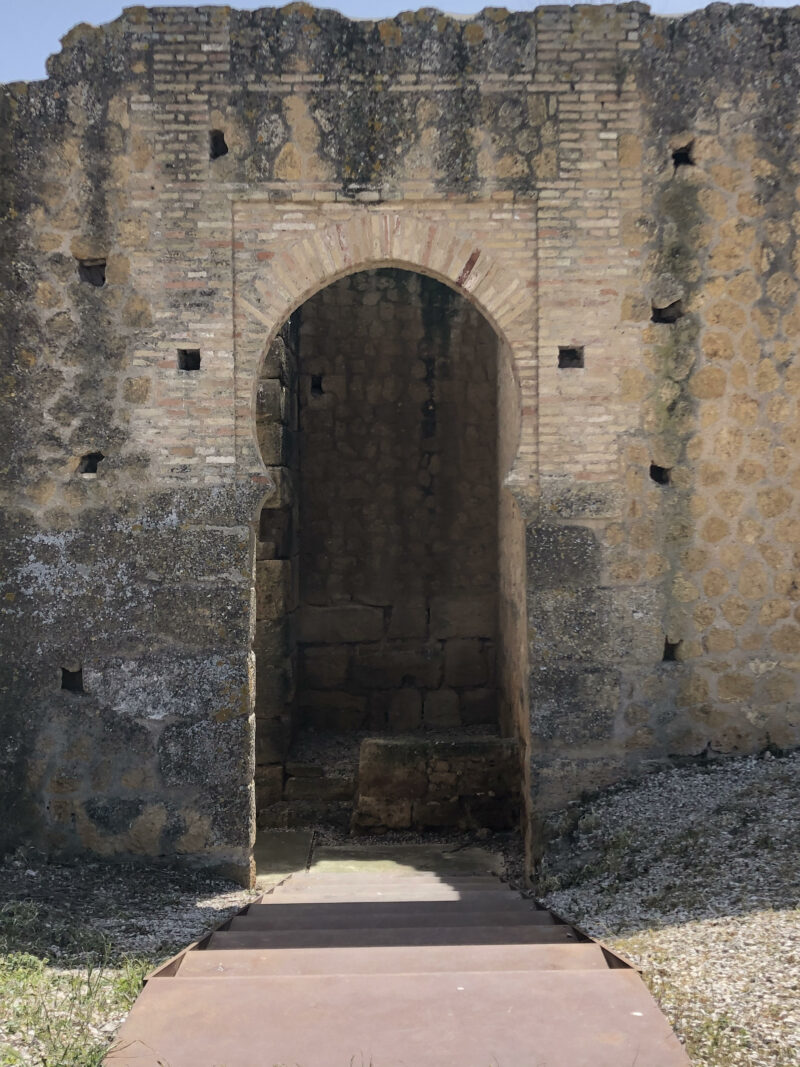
left=108, top=844, right=690, bottom=1066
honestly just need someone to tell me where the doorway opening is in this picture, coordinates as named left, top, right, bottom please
left=253, top=268, right=525, bottom=838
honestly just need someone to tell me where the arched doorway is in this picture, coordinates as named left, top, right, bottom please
left=249, top=260, right=529, bottom=851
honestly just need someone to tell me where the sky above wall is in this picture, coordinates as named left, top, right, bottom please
left=0, top=0, right=794, bottom=83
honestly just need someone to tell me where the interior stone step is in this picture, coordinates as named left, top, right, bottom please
left=256, top=799, right=351, bottom=830
left=206, top=924, right=579, bottom=949
left=111, top=971, right=690, bottom=1067
left=230, top=903, right=556, bottom=930
left=176, top=942, right=609, bottom=977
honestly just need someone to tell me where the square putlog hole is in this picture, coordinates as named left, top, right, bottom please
left=61, top=667, right=84, bottom=692
left=662, top=638, right=681, bottom=663
left=558, top=346, right=584, bottom=369
left=178, top=349, right=201, bottom=371
left=78, top=259, right=106, bottom=287
left=78, top=451, right=105, bottom=475
left=672, top=141, right=695, bottom=170
left=210, top=129, right=229, bottom=160
left=651, top=300, right=684, bottom=324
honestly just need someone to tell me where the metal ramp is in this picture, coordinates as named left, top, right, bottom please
left=107, top=854, right=690, bottom=1066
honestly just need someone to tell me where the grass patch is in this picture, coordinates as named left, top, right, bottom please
left=0, top=854, right=253, bottom=1066
left=0, top=900, right=154, bottom=1066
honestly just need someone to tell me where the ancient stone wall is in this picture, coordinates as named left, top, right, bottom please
left=1, top=3, right=799, bottom=881
left=295, top=269, right=499, bottom=734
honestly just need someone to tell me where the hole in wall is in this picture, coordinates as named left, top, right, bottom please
left=672, top=141, right=695, bottom=170
left=649, top=463, right=671, bottom=485
left=558, top=346, right=584, bottom=369
left=77, top=259, right=106, bottom=287
left=310, top=374, right=324, bottom=397
left=662, top=638, right=681, bottom=663
left=178, top=349, right=201, bottom=371
left=651, top=300, right=684, bottom=324
left=210, top=129, right=228, bottom=160
left=78, top=451, right=105, bottom=475
left=61, top=667, right=84, bottom=692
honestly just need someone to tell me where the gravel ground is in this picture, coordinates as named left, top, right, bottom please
left=0, top=856, right=257, bottom=965
left=539, top=752, right=800, bottom=1067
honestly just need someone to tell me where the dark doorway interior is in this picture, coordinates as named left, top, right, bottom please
left=254, top=269, right=519, bottom=833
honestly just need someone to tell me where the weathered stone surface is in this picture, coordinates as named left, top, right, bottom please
left=429, top=595, right=497, bottom=640
left=423, top=688, right=461, bottom=728
left=254, top=764, right=284, bottom=807
left=284, top=775, right=354, bottom=803
left=354, top=737, right=519, bottom=833
left=526, top=524, right=601, bottom=591
left=298, top=606, right=384, bottom=644
left=158, top=716, right=254, bottom=789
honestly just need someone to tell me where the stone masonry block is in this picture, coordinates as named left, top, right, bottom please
left=387, top=599, right=428, bottom=639
left=387, top=688, right=423, bottom=732
left=423, top=688, right=461, bottom=728
left=358, top=738, right=428, bottom=799
left=299, top=605, right=385, bottom=643
left=352, top=795, right=412, bottom=832
left=255, top=764, right=284, bottom=806
left=411, top=798, right=462, bottom=828
left=298, top=690, right=367, bottom=731
left=444, top=639, right=488, bottom=687
left=256, top=378, right=284, bottom=420
left=430, top=595, right=495, bottom=639
left=254, top=662, right=291, bottom=712
left=284, top=776, right=355, bottom=802
left=254, top=617, right=295, bottom=660
left=352, top=644, right=442, bottom=689
left=301, top=645, right=350, bottom=689
left=255, top=717, right=292, bottom=765
left=257, top=421, right=288, bottom=465
left=255, top=560, right=292, bottom=621
left=526, top=523, right=601, bottom=590
left=460, top=688, right=497, bottom=726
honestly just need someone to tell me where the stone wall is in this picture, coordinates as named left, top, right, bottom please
left=635, top=7, right=800, bottom=763
left=295, top=269, right=499, bottom=734
left=353, top=737, right=520, bottom=833
left=1, top=4, right=799, bottom=882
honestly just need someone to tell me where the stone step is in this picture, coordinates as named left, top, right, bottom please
left=175, top=942, right=609, bottom=977
left=112, top=971, right=690, bottom=1066
left=256, top=799, right=351, bottom=830
left=282, top=774, right=355, bottom=802
left=206, top=924, right=578, bottom=950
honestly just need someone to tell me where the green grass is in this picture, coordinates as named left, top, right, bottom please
left=0, top=900, right=155, bottom=1067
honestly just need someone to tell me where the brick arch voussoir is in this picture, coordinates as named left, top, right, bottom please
left=253, top=214, right=528, bottom=368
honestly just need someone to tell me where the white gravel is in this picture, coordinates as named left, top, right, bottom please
left=539, top=752, right=800, bottom=1067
